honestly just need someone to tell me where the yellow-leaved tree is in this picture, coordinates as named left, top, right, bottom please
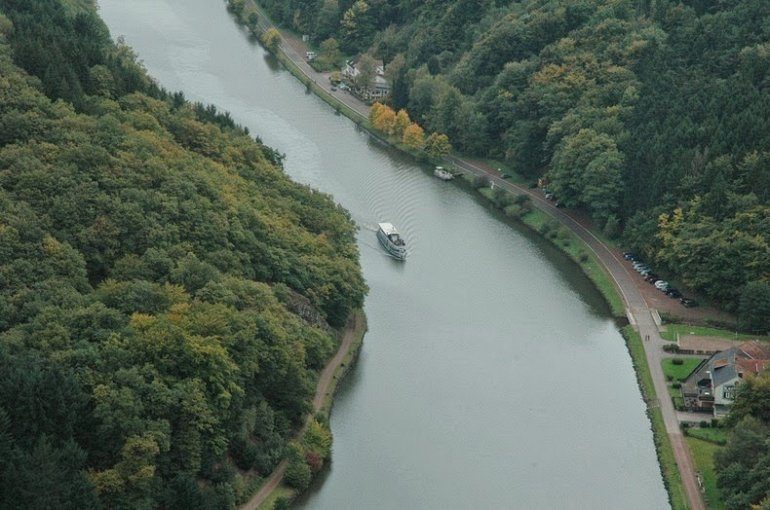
left=394, top=109, right=411, bottom=138
left=402, top=122, right=425, bottom=150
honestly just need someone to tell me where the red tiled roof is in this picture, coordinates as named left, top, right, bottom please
left=740, top=341, right=770, bottom=360
left=737, top=358, right=770, bottom=375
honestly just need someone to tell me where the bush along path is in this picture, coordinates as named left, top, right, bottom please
left=230, top=5, right=703, bottom=509
left=241, top=312, right=366, bottom=510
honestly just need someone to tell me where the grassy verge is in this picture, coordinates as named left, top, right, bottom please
left=686, top=427, right=728, bottom=445
left=255, top=311, right=367, bottom=510
left=685, top=437, right=725, bottom=510
left=662, top=358, right=703, bottom=381
left=661, top=323, right=769, bottom=343
left=623, top=326, right=688, bottom=510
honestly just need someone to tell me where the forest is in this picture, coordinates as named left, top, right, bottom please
left=0, top=0, right=366, bottom=508
left=259, top=0, right=770, bottom=331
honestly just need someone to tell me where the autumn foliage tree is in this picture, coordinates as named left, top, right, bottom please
left=424, top=132, right=452, bottom=159
left=402, top=123, right=425, bottom=150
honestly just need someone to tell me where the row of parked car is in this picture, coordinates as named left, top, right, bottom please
left=623, top=252, right=699, bottom=307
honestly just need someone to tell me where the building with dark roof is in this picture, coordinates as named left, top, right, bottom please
left=681, top=341, right=770, bottom=417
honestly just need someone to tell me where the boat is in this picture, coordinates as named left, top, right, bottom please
left=434, top=166, right=454, bottom=181
left=377, top=222, right=407, bottom=260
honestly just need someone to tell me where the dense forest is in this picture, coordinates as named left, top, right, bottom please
left=0, top=0, right=366, bottom=508
left=716, top=370, right=770, bottom=509
left=260, top=0, right=770, bottom=331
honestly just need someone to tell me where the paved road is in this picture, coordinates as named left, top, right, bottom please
left=241, top=313, right=363, bottom=510
left=245, top=9, right=705, bottom=510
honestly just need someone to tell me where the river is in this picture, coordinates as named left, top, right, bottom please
left=96, top=1, right=669, bottom=508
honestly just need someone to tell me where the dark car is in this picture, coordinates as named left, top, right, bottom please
left=623, top=252, right=637, bottom=261
left=645, top=274, right=659, bottom=283
left=666, top=289, right=682, bottom=299
left=680, top=297, right=699, bottom=307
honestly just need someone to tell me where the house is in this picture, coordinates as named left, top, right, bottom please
left=342, top=57, right=390, bottom=101
left=682, top=341, right=770, bottom=416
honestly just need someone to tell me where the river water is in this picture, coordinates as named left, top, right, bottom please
left=97, top=1, right=669, bottom=508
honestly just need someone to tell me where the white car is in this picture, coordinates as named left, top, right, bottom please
left=655, top=280, right=669, bottom=290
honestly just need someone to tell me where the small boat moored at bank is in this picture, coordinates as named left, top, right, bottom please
left=377, top=222, right=407, bottom=260
left=434, top=166, right=454, bottom=181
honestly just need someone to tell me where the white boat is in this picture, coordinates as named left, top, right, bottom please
left=434, top=166, right=454, bottom=181
left=377, top=223, right=407, bottom=260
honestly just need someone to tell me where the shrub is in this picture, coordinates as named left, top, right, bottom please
left=672, top=358, right=684, bottom=365
left=672, top=382, right=681, bottom=389
left=492, top=186, right=513, bottom=207
left=473, top=175, right=490, bottom=189
left=284, top=457, right=312, bottom=490
left=578, top=252, right=589, bottom=263
left=699, top=420, right=710, bottom=428
left=274, top=497, right=291, bottom=510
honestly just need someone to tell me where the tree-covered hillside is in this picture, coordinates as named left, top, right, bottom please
left=262, top=0, right=770, bottom=328
left=0, top=0, right=366, bottom=507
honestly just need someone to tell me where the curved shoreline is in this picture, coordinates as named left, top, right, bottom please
left=241, top=311, right=367, bottom=510
left=229, top=5, right=703, bottom=509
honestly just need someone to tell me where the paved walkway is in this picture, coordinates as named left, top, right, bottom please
left=241, top=313, right=363, bottom=510
left=244, top=8, right=706, bottom=510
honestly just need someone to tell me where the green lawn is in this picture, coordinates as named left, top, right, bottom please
left=686, top=437, right=725, bottom=510
left=662, top=358, right=703, bottom=381
left=623, top=327, right=688, bottom=510
left=661, top=324, right=770, bottom=343
left=687, top=427, right=728, bottom=445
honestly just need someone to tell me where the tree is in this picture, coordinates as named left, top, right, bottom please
left=424, top=132, right=452, bottom=159
left=315, top=0, right=340, bottom=41
left=549, top=129, right=624, bottom=223
left=394, top=109, right=411, bottom=138
left=353, top=53, right=375, bottom=92
left=739, top=281, right=770, bottom=334
left=340, top=0, right=374, bottom=52
left=261, top=28, right=281, bottom=53
left=402, top=123, right=425, bottom=150
left=318, top=38, right=341, bottom=70
left=227, top=0, right=245, bottom=18
left=284, top=457, right=312, bottom=490
left=371, top=104, right=396, bottom=135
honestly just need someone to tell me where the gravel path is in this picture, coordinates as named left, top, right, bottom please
left=241, top=313, right=363, bottom=510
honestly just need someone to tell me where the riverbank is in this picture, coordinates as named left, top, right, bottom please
left=225, top=4, right=701, bottom=508
left=241, top=311, right=367, bottom=510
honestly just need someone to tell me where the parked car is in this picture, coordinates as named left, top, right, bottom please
left=645, top=274, right=659, bottom=283
left=545, top=192, right=554, bottom=200
left=681, top=298, right=699, bottom=307
left=666, top=288, right=682, bottom=299
left=331, top=86, right=337, bottom=91
left=655, top=280, right=669, bottom=290
left=623, top=252, right=637, bottom=260
left=635, top=265, right=651, bottom=274
left=632, top=260, right=647, bottom=268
